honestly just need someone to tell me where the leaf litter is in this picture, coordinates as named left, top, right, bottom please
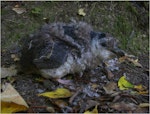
left=1, top=2, right=149, bottom=113
left=118, top=75, right=148, bottom=95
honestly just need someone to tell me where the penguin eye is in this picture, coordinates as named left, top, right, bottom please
left=99, top=38, right=107, bottom=47
left=98, top=33, right=106, bottom=39
left=101, top=42, right=107, bottom=47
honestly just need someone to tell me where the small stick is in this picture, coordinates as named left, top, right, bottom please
left=69, top=89, right=82, bottom=104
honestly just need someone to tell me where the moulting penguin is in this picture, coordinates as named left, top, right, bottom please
left=18, top=21, right=125, bottom=79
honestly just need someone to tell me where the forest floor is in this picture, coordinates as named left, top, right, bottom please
left=1, top=1, right=149, bottom=113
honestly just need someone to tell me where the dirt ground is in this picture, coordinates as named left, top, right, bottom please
left=1, top=1, right=149, bottom=113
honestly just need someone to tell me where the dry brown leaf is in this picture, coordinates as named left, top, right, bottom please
left=84, top=105, right=98, bottom=114
left=119, top=55, right=142, bottom=67
left=118, top=56, right=127, bottom=63
left=1, top=65, right=17, bottom=78
left=106, top=69, right=114, bottom=79
left=103, top=82, right=117, bottom=94
left=46, top=106, right=55, bottom=113
left=134, top=107, right=148, bottom=113
left=14, top=4, right=20, bottom=8
left=110, top=102, right=137, bottom=111
left=1, top=83, right=29, bottom=107
left=12, top=7, right=26, bottom=14
left=139, top=103, right=149, bottom=108
left=125, top=53, right=136, bottom=58
left=91, top=84, right=99, bottom=89
left=53, top=99, right=68, bottom=108
left=85, top=100, right=100, bottom=110
left=11, top=54, right=20, bottom=61
left=127, top=58, right=142, bottom=67
left=1, top=83, right=29, bottom=113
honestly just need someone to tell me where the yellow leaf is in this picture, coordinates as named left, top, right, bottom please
left=134, top=84, right=146, bottom=91
left=38, top=88, right=72, bottom=98
left=138, top=90, right=149, bottom=95
left=118, top=76, right=134, bottom=90
left=92, top=105, right=98, bottom=113
left=134, top=84, right=142, bottom=90
left=1, top=83, right=28, bottom=113
left=84, top=105, right=98, bottom=114
left=1, top=83, right=29, bottom=107
left=1, top=101, right=28, bottom=113
left=78, top=8, right=86, bottom=16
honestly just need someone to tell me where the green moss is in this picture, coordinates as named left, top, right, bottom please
left=1, top=1, right=149, bottom=55
left=1, top=9, right=9, bottom=15
left=125, top=2, right=138, bottom=16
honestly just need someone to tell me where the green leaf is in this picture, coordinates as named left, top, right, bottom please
left=118, top=76, right=134, bottom=90
left=31, top=7, right=41, bottom=14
